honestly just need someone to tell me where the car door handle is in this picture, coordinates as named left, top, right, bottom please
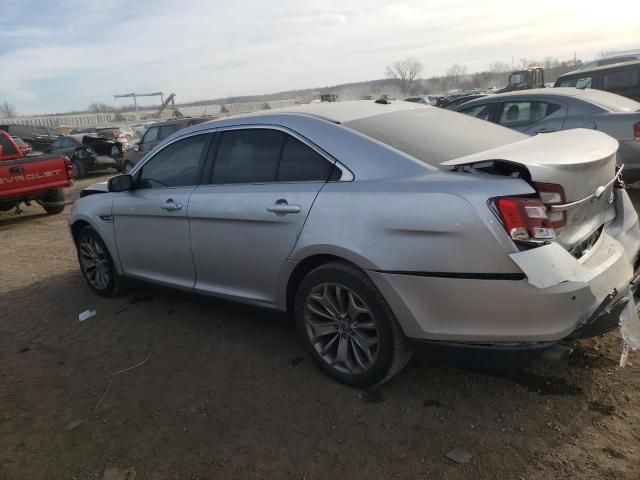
left=534, top=127, right=556, bottom=134
left=160, top=199, right=182, bottom=211
left=266, top=200, right=301, bottom=215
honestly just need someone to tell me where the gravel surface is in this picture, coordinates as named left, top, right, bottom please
left=1, top=174, right=639, bottom=479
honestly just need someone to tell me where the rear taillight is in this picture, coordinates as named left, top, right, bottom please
left=64, top=155, right=75, bottom=179
left=534, top=182, right=566, bottom=229
left=495, top=197, right=555, bottom=242
left=634, top=121, right=640, bottom=138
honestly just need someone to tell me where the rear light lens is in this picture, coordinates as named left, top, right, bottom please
left=534, top=182, right=566, bottom=229
left=495, top=197, right=555, bottom=242
left=64, top=155, right=75, bottom=179
left=634, top=121, right=640, bottom=138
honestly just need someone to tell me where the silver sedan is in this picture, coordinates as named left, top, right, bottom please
left=69, top=100, right=640, bottom=387
left=453, top=88, right=640, bottom=182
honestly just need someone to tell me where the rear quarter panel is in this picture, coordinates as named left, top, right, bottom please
left=289, top=172, right=534, bottom=274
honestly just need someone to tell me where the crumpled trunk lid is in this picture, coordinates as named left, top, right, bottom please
left=442, top=129, right=620, bottom=250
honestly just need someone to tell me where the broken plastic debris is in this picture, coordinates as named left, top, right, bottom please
left=64, top=419, right=83, bottom=431
left=78, top=309, right=96, bottom=322
left=619, top=297, right=640, bottom=367
left=446, top=447, right=472, bottom=464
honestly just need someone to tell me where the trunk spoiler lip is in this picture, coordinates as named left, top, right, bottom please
left=441, top=128, right=619, bottom=168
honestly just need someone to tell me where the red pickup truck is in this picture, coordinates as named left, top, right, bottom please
left=0, top=130, right=74, bottom=215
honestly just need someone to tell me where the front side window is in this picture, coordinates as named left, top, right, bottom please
left=47, top=128, right=60, bottom=136
left=142, top=127, right=159, bottom=144
left=460, top=104, right=493, bottom=121
left=159, top=124, right=178, bottom=140
left=36, top=126, right=48, bottom=135
left=137, top=134, right=209, bottom=189
left=499, top=101, right=561, bottom=127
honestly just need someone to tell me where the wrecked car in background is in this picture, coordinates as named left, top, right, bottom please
left=46, top=136, right=121, bottom=178
left=69, top=100, right=640, bottom=387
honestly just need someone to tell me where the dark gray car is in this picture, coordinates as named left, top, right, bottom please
left=454, top=88, right=640, bottom=182
left=122, top=118, right=210, bottom=173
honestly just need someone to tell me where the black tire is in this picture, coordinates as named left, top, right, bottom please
left=294, top=261, right=411, bottom=387
left=40, top=189, right=65, bottom=215
left=72, top=158, right=86, bottom=179
left=75, top=226, right=122, bottom=297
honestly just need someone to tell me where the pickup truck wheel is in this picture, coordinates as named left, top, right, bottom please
left=72, top=159, right=86, bottom=179
left=294, top=261, right=411, bottom=388
left=40, top=189, right=65, bottom=215
left=76, top=226, right=121, bottom=297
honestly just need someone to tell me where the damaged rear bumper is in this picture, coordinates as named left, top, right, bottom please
left=369, top=191, right=640, bottom=344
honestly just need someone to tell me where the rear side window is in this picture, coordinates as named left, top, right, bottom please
left=159, top=124, right=178, bottom=140
left=557, top=76, right=592, bottom=88
left=212, top=129, right=283, bottom=184
left=498, top=101, right=561, bottom=127
left=0, top=135, right=18, bottom=155
left=603, top=69, right=639, bottom=90
left=138, top=134, right=209, bottom=189
left=277, top=136, right=333, bottom=182
left=460, top=104, right=493, bottom=120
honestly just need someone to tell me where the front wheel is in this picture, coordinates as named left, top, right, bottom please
left=76, top=226, right=121, bottom=297
left=294, top=261, right=411, bottom=387
left=72, top=159, right=86, bottom=179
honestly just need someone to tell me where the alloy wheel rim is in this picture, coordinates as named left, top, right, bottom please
left=304, top=283, right=379, bottom=375
left=79, top=236, right=110, bottom=290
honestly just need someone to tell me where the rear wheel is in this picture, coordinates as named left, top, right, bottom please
left=40, top=189, right=65, bottom=215
left=72, top=159, right=86, bottom=179
left=294, top=261, right=411, bottom=387
left=76, top=226, right=121, bottom=297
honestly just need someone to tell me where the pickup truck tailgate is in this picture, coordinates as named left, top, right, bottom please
left=0, top=155, right=71, bottom=199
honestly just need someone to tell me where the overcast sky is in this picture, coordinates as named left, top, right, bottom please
left=1, top=0, right=638, bottom=115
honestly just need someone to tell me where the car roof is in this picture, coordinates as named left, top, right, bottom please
left=183, top=100, right=526, bottom=168
left=238, top=100, right=427, bottom=124
left=457, top=87, right=640, bottom=112
left=558, top=59, right=640, bottom=77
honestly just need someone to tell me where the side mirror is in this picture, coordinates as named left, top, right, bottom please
left=133, top=143, right=140, bottom=152
left=108, top=174, right=133, bottom=192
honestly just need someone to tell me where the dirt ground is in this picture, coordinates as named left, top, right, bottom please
left=1, top=173, right=639, bottom=480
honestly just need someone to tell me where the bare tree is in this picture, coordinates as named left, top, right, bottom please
left=385, top=57, right=424, bottom=95
left=489, top=61, right=511, bottom=73
left=0, top=100, right=17, bottom=118
left=446, top=64, right=468, bottom=87
left=88, top=102, right=115, bottom=113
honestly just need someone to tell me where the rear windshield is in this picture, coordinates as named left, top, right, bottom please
left=344, top=107, right=526, bottom=166
left=11, top=136, right=27, bottom=147
left=575, top=88, right=640, bottom=112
